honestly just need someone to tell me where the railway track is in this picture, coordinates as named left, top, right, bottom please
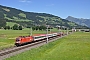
left=0, top=40, right=46, bottom=56
left=0, top=35, right=66, bottom=60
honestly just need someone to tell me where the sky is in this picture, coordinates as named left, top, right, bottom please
left=0, top=0, right=90, bottom=19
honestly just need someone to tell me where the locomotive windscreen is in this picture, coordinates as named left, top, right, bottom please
left=16, top=38, right=20, bottom=41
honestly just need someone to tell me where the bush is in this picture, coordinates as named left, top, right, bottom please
left=19, top=26, right=22, bottom=30
left=13, top=24, right=18, bottom=30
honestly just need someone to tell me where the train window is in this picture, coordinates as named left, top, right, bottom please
left=16, top=38, right=20, bottom=41
left=34, top=36, right=46, bottom=39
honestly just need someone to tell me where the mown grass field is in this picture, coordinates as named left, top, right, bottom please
left=0, top=28, right=59, bottom=50
left=5, top=32, right=90, bottom=60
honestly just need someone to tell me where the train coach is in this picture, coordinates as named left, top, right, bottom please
left=15, top=32, right=62, bottom=46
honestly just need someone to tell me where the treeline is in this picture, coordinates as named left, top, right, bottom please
left=4, top=24, right=22, bottom=30
left=27, top=26, right=47, bottom=31
left=0, top=18, right=23, bottom=30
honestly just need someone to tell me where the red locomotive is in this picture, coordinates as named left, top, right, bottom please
left=15, top=36, right=34, bottom=46
left=15, top=32, right=62, bottom=46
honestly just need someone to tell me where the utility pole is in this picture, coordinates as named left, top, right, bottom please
left=62, top=26, right=65, bottom=35
left=50, top=27, right=51, bottom=33
left=30, top=27, right=32, bottom=36
left=67, top=28, right=68, bottom=35
left=46, top=25, right=49, bottom=43
left=58, top=26, right=60, bottom=33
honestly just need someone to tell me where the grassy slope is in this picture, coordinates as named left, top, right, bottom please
left=6, top=22, right=17, bottom=27
left=5, top=32, right=90, bottom=60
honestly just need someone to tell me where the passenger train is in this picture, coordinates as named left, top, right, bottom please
left=15, top=32, right=63, bottom=46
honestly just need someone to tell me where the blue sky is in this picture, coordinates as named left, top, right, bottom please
left=0, top=0, right=90, bottom=19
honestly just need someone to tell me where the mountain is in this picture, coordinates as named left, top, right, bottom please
left=66, top=16, right=90, bottom=28
left=0, top=5, right=88, bottom=29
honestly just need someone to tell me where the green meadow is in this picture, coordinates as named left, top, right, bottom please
left=5, top=32, right=90, bottom=60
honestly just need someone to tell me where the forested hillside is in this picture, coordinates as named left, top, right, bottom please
left=0, top=5, right=88, bottom=29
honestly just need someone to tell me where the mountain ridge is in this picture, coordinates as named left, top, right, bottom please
left=66, top=16, right=90, bottom=28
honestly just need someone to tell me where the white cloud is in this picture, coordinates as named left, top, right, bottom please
left=19, top=0, right=31, bottom=3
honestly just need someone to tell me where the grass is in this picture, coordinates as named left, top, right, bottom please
left=18, top=13, right=26, bottom=18
left=6, top=22, right=18, bottom=27
left=5, top=32, right=90, bottom=60
left=0, top=28, right=59, bottom=50
left=0, top=29, right=28, bottom=50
